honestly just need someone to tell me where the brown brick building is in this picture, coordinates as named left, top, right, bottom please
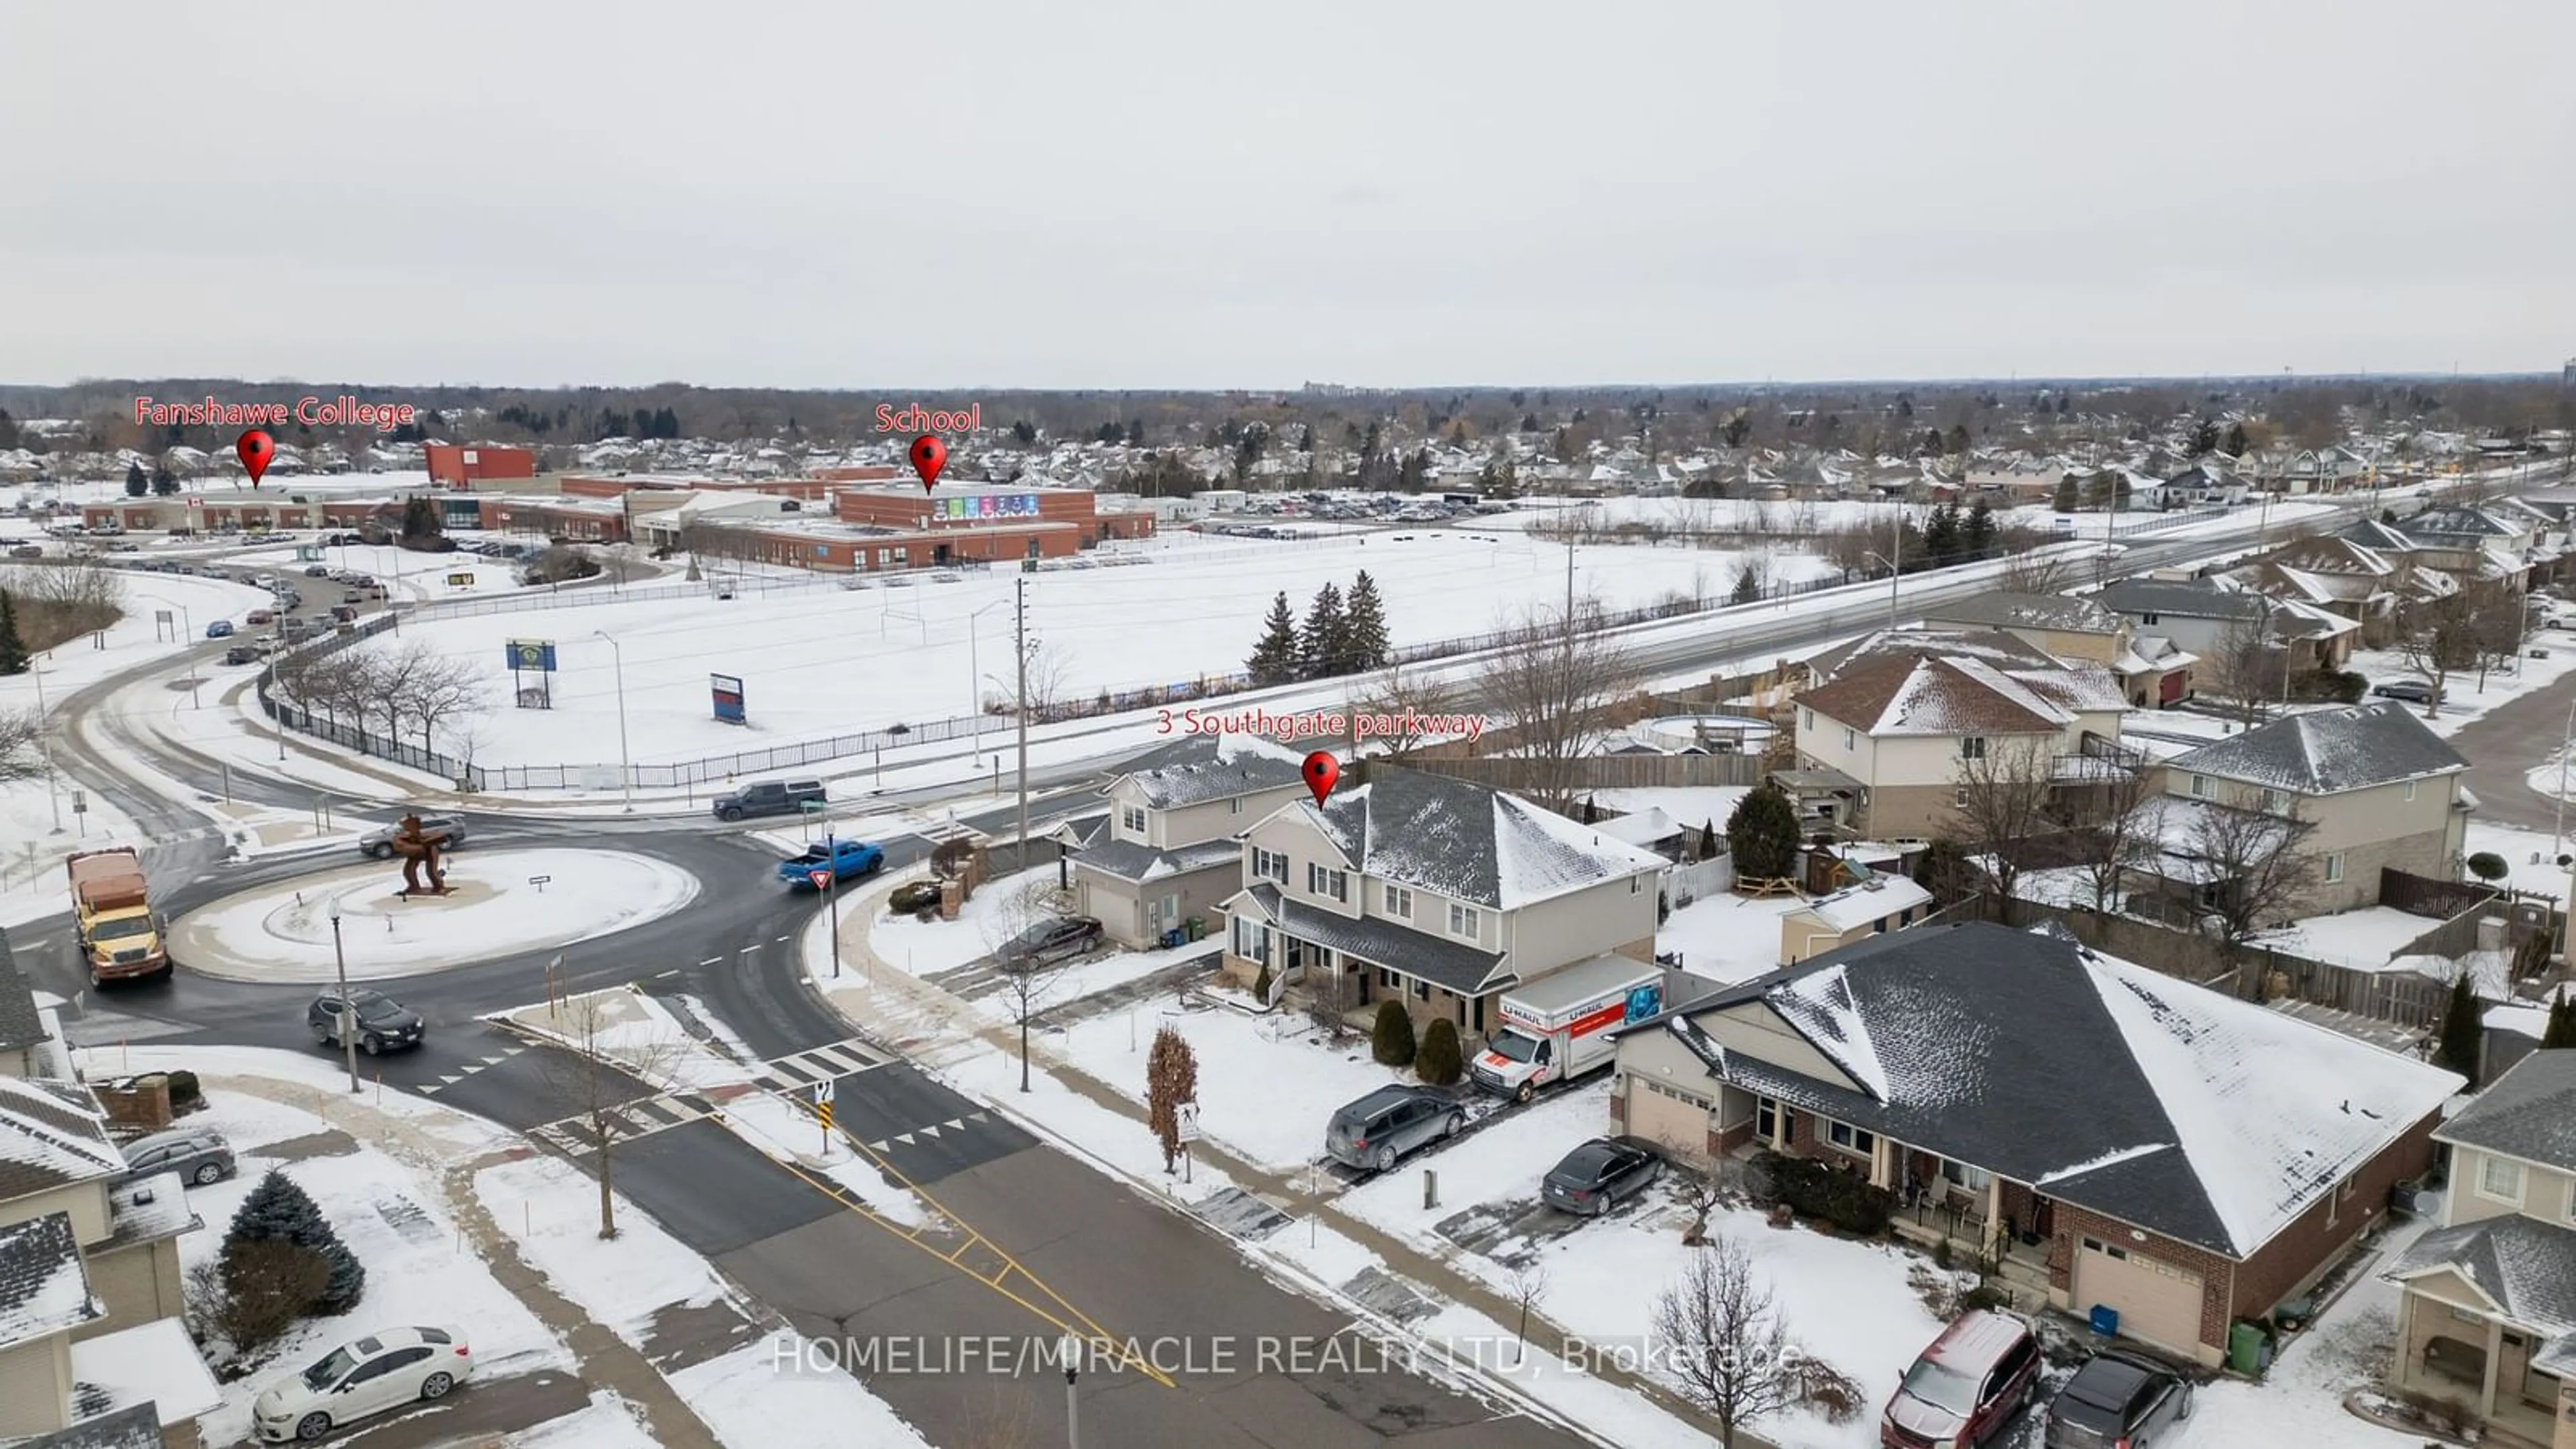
left=1607, top=922, right=2460, bottom=1366
left=835, top=484, right=1155, bottom=549
left=424, top=443, right=535, bottom=487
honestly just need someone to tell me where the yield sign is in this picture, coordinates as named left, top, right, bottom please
left=807, top=868, right=834, bottom=890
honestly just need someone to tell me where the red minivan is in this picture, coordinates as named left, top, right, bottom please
left=1881, top=1309, right=2043, bottom=1448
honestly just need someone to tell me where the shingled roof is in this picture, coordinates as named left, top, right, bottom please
left=0, top=1077, right=125, bottom=1201
left=2437, top=1049, right=2576, bottom=1168
left=1286, top=765, right=1664, bottom=912
left=2096, top=576, right=2270, bottom=623
left=1920, top=592, right=2123, bottom=635
left=1109, top=733, right=1307, bottom=809
left=1648, top=923, right=2461, bottom=1258
left=1804, top=627, right=2067, bottom=682
left=2166, top=701, right=2467, bottom=795
left=1796, top=651, right=2124, bottom=738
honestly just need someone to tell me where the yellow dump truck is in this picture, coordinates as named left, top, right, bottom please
left=67, top=847, right=170, bottom=983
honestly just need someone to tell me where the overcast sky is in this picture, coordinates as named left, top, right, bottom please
left=7, top=1, right=2571, bottom=390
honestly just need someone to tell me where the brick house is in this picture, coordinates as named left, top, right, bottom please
left=1607, top=922, right=2461, bottom=1366
left=2140, top=701, right=2472, bottom=918
left=1062, top=734, right=1309, bottom=949
left=1217, top=764, right=1666, bottom=1036
left=2384, top=1049, right=2576, bottom=1448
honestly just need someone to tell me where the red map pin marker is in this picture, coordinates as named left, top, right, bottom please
left=910, top=435, right=948, bottom=493
left=236, top=429, right=276, bottom=485
left=1303, top=751, right=1341, bottom=806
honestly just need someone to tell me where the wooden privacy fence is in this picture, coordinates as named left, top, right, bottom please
left=2012, top=899, right=2449, bottom=1029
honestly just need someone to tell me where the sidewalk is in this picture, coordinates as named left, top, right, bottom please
left=198, top=1072, right=722, bottom=1449
left=814, top=873, right=1743, bottom=1446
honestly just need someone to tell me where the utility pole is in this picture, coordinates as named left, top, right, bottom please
left=29, top=662, right=62, bottom=833
left=1015, top=574, right=1030, bottom=868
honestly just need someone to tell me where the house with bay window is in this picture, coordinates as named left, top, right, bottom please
left=1060, top=734, right=1311, bottom=949
left=1217, top=764, right=1666, bottom=1034
left=1607, top=922, right=2459, bottom=1368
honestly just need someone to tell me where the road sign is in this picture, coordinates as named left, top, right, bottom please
left=800, top=799, right=826, bottom=814
left=806, top=868, right=834, bottom=890
left=1176, top=1102, right=1201, bottom=1144
left=814, top=1079, right=835, bottom=1105
left=447, top=572, right=474, bottom=587
left=817, top=1102, right=834, bottom=1134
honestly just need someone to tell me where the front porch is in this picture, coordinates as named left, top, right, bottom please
left=2390, top=1285, right=2569, bottom=1448
left=1220, top=885, right=1509, bottom=1037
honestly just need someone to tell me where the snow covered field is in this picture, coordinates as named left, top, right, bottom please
left=352, top=531, right=1837, bottom=768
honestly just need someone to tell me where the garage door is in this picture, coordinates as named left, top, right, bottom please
left=1626, top=1078, right=1713, bottom=1158
left=2072, top=1236, right=2205, bottom=1357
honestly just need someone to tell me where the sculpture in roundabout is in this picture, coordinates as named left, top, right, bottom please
left=390, top=814, right=453, bottom=898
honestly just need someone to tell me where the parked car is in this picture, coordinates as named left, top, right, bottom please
left=117, top=1127, right=236, bottom=1187
left=2043, top=1351, right=2193, bottom=1448
left=329, top=604, right=359, bottom=623
left=222, top=645, right=260, bottom=666
left=888, top=878, right=944, bottom=912
left=204, top=619, right=234, bottom=638
left=358, top=814, right=466, bottom=859
left=708, top=777, right=826, bottom=822
left=253, top=1326, right=474, bottom=1442
left=2371, top=678, right=2443, bottom=704
left=1324, top=1085, right=1462, bottom=1173
left=1540, top=1136, right=1662, bottom=1216
left=303, top=563, right=332, bottom=577
left=246, top=608, right=275, bottom=625
left=308, top=987, right=425, bottom=1055
left=994, top=915, right=1104, bottom=968
left=1881, top=1309, right=2043, bottom=1448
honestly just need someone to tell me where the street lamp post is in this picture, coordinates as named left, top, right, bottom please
left=28, top=661, right=63, bottom=833
left=1862, top=551, right=1900, bottom=633
left=2556, top=699, right=2576, bottom=851
left=1059, top=1335, right=1081, bottom=1449
left=327, top=900, right=359, bottom=1093
left=592, top=631, right=634, bottom=813
left=968, top=600, right=1007, bottom=766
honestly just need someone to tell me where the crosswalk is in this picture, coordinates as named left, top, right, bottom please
left=747, top=1037, right=893, bottom=1097
left=859, top=1109, right=993, bottom=1156
left=531, top=1092, right=716, bottom=1158
left=416, top=1047, right=529, bottom=1095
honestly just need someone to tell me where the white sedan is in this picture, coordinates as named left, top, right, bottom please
left=253, top=1326, right=474, bottom=1442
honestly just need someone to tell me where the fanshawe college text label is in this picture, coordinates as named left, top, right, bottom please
left=133, top=395, right=419, bottom=432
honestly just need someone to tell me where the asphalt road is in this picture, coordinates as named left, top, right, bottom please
left=2452, top=655, right=2576, bottom=835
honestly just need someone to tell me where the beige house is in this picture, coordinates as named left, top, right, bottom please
left=1060, top=735, right=1311, bottom=948
left=0, top=1018, right=217, bottom=1448
left=1217, top=764, right=1665, bottom=1037
left=0, top=933, right=74, bottom=1081
left=1915, top=593, right=2196, bottom=709
left=1789, top=639, right=2133, bottom=839
left=2385, top=1049, right=2576, bottom=1448
left=1776, top=875, right=1935, bottom=965
left=2222, top=535, right=2457, bottom=648
left=2145, top=702, right=2472, bottom=918
left=1609, top=923, right=2459, bottom=1368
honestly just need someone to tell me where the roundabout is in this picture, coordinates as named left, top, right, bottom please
left=166, top=848, right=703, bottom=983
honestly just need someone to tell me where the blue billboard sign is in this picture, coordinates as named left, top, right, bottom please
left=710, top=673, right=747, bottom=725
left=505, top=639, right=557, bottom=672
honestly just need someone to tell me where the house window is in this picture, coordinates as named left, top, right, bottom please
left=1230, top=798, right=1244, bottom=814
left=1941, top=1159, right=1993, bottom=1191
left=2190, top=774, right=2208, bottom=798
left=2478, top=1154, right=2525, bottom=1205
left=1306, top=863, right=1347, bottom=901
left=1826, top=1120, right=1876, bottom=1156
left=1953, top=786, right=1970, bottom=807
left=1803, top=708, right=1815, bottom=731
left=1413, top=979, right=1430, bottom=1001
left=1961, top=736, right=1987, bottom=761
left=1843, top=727, right=1856, bottom=750
left=2141, top=611, right=2160, bottom=626
left=1629, top=875, right=1644, bottom=894
left=1755, top=1097, right=1778, bottom=1140
left=1448, top=903, right=1481, bottom=938
left=2262, top=788, right=2289, bottom=816
left=2403, top=779, right=2417, bottom=802
left=2324, top=853, right=2345, bottom=884
left=1377, top=967, right=1397, bottom=991
left=1252, top=847, right=1288, bottom=883
left=1384, top=885, right=1413, bottom=918
left=1120, top=805, right=1146, bottom=833
left=1230, top=917, right=1270, bottom=963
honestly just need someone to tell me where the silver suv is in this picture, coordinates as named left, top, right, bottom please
left=1324, top=1085, right=1463, bottom=1173
left=358, top=814, right=466, bottom=861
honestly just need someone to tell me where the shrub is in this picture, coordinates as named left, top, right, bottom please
left=222, top=1169, right=365, bottom=1316
left=1726, top=786, right=1802, bottom=880
left=1415, top=1019, right=1464, bottom=1085
left=1754, top=1150, right=1894, bottom=1235
left=1252, top=962, right=1274, bottom=1004
left=520, top=544, right=603, bottom=585
left=1790, top=1353, right=1866, bottom=1424
left=1931, top=1238, right=1953, bottom=1271
left=2466, top=852, right=2509, bottom=883
left=166, top=1069, right=203, bottom=1110
left=1370, top=1001, right=1416, bottom=1067
left=201, top=1240, right=332, bottom=1353
left=1959, top=1283, right=2013, bottom=1313
left=1657, top=890, right=1671, bottom=926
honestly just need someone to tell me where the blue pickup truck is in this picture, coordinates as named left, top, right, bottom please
left=777, top=838, right=885, bottom=890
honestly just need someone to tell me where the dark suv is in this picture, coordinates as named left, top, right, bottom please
left=308, top=988, right=425, bottom=1055
left=710, top=778, right=826, bottom=822
left=2043, top=1351, right=2193, bottom=1448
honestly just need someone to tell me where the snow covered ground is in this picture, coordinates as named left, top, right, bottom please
left=2465, top=820, right=2575, bottom=898
left=2345, top=644, right=2576, bottom=739
left=347, top=531, right=1837, bottom=768
left=168, top=848, right=702, bottom=981
left=1656, top=885, right=1812, bottom=986
left=669, top=1332, right=934, bottom=1449
left=2261, top=906, right=2443, bottom=971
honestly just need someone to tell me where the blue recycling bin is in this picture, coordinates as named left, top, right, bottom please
left=2089, top=1305, right=2121, bottom=1338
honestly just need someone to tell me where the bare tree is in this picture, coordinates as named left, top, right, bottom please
left=2396, top=589, right=2483, bottom=719
left=1505, top=1262, right=1550, bottom=1365
left=2204, top=612, right=2288, bottom=723
left=400, top=652, right=486, bottom=757
left=980, top=876, right=1078, bottom=1092
left=2465, top=579, right=2528, bottom=690
left=2179, top=798, right=2319, bottom=960
left=0, top=706, right=47, bottom=784
left=1347, top=663, right=1458, bottom=761
left=2076, top=767, right=2163, bottom=914
left=1996, top=549, right=2076, bottom=595
left=1145, top=1023, right=1198, bottom=1175
left=1950, top=736, right=2060, bottom=924
left=9, top=557, right=125, bottom=647
left=1018, top=637, right=1073, bottom=720
left=1652, top=1234, right=1796, bottom=1448
left=1472, top=594, right=1635, bottom=811
left=531, top=991, right=692, bottom=1240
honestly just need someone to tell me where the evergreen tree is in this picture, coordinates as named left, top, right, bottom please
left=2435, top=975, right=2483, bottom=1079
left=1580, top=794, right=1599, bottom=824
left=1126, top=419, right=1144, bottom=445
left=1725, top=786, right=1803, bottom=881
left=2543, top=994, right=2576, bottom=1050
left=1415, top=1018, right=1464, bottom=1085
left=1299, top=582, right=1348, bottom=680
left=2053, top=476, right=2080, bottom=513
left=1943, top=422, right=1970, bottom=456
left=1340, top=572, right=1391, bottom=672
left=1697, top=819, right=1719, bottom=861
left=151, top=465, right=178, bottom=495
left=1963, top=497, right=1998, bottom=560
left=1246, top=592, right=1301, bottom=686
left=222, top=1169, right=365, bottom=1315
left=1925, top=501, right=1963, bottom=566
left=2223, top=421, right=2250, bottom=458
left=400, top=496, right=443, bottom=543
left=0, top=592, right=28, bottom=675
left=123, top=462, right=148, bottom=497
left=1729, top=560, right=1764, bottom=604
left=1371, top=1000, right=1416, bottom=1067
left=2190, top=419, right=2221, bottom=455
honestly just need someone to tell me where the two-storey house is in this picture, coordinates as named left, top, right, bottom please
left=1217, top=764, right=1666, bottom=1034
left=2142, top=702, right=2471, bottom=918
left=2094, top=576, right=2361, bottom=675
left=2151, top=460, right=2253, bottom=511
left=1915, top=593, right=2196, bottom=709
left=2396, top=504, right=2554, bottom=592
left=1788, top=635, right=2133, bottom=840
left=2386, top=1049, right=2576, bottom=1448
left=2220, top=534, right=2459, bottom=648
left=1611, top=923, right=2460, bottom=1368
left=1063, top=734, right=1311, bottom=949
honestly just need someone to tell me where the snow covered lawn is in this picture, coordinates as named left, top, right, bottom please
left=673, top=1332, right=933, bottom=1449
left=474, top=1154, right=740, bottom=1338
left=2348, top=644, right=2576, bottom=739
left=1656, top=886, right=1809, bottom=986
left=2261, top=906, right=2442, bottom=971
left=865, top=865, right=1054, bottom=978
left=2169, top=1221, right=2435, bottom=1449
left=2464, top=820, right=2575, bottom=896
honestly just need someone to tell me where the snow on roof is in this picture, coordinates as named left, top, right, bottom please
left=0, top=1076, right=124, bottom=1199
left=0, top=1212, right=102, bottom=1352
left=1303, top=769, right=1666, bottom=911
left=2082, top=952, right=2464, bottom=1254
left=68, top=1315, right=223, bottom=1424
left=1795, top=875, right=1935, bottom=933
left=1770, top=963, right=1892, bottom=1102
left=2166, top=701, right=2467, bottom=795
left=2035, top=1142, right=2171, bottom=1187
left=1595, top=806, right=1682, bottom=849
